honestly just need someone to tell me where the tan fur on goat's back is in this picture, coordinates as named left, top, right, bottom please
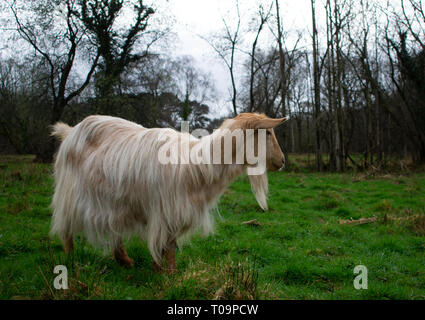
left=50, top=115, right=248, bottom=264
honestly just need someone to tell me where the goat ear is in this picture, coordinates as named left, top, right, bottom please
left=254, top=117, right=287, bottom=129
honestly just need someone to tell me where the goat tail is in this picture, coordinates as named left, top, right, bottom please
left=51, top=122, right=73, bottom=142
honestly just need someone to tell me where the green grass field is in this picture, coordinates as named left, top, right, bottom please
left=0, top=155, right=424, bottom=300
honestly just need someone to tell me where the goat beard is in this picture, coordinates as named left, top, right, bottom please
left=248, top=173, right=269, bottom=211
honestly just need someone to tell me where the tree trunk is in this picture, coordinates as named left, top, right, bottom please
left=311, top=0, right=323, bottom=171
left=275, top=0, right=287, bottom=118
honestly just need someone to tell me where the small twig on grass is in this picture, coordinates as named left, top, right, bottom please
left=241, top=219, right=262, bottom=226
left=340, top=214, right=422, bottom=226
left=339, top=217, right=378, bottom=226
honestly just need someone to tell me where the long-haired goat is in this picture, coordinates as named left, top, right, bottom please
left=50, top=113, right=286, bottom=272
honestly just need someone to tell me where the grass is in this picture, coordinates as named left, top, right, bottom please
left=0, top=154, right=425, bottom=300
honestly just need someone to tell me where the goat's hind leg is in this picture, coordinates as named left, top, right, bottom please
left=113, top=238, right=134, bottom=267
left=164, top=238, right=177, bottom=274
left=152, top=258, right=163, bottom=273
left=64, top=233, right=74, bottom=254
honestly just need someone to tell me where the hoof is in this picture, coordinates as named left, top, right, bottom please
left=152, top=261, right=162, bottom=273
left=117, top=257, right=134, bottom=268
left=166, top=268, right=177, bottom=275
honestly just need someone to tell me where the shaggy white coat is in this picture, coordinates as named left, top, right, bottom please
left=50, top=115, right=269, bottom=264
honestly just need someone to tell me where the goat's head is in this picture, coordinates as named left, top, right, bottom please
left=217, top=113, right=286, bottom=211
left=222, top=113, right=287, bottom=173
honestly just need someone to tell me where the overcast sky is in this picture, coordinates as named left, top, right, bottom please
left=160, top=0, right=315, bottom=118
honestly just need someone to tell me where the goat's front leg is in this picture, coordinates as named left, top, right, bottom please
left=165, top=238, right=177, bottom=274
left=64, top=233, right=74, bottom=254
left=151, top=239, right=177, bottom=273
left=113, top=238, right=134, bottom=267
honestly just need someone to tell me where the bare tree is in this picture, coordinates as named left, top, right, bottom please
left=74, top=0, right=157, bottom=112
left=9, top=0, right=100, bottom=161
left=311, top=0, right=323, bottom=171
left=201, top=0, right=241, bottom=116
left=248, top=2, right=273, bottom=112
left=10, top=0, right=100, bottom=123
left=275, top=0, right=286, bottom=117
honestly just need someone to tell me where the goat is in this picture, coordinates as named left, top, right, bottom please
left=50, top=113, right=286, bottom=272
